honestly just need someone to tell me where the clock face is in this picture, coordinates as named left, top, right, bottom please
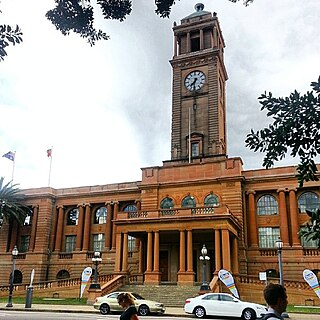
left=184, top=71, right=206, bottom=91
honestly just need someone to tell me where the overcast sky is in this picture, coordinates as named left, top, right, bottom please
left=1, top=0, right=320, bottom=189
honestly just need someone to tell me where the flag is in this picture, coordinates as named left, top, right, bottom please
left=2, top=151, right=15, bottom=161
left=218, top=269, right=239, bottom=298
left=303, top=269, right=320, bottom=298
left=80, top=267, right=92, bottom=298
left=47, top=148, right=52, bottom=157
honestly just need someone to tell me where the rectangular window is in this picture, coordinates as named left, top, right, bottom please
left=128, top=235, right=136, bottom=257
left=93, top=234, right=105, bottom=252
left=20, top=235, right=30, bottom=252
left=65, top=235, right=76, bottom=252
left=191, top=142, right=199, bottom=157
left=258, top=227, right=280, bottom=248
left=300, top=227, right=318, bottom=248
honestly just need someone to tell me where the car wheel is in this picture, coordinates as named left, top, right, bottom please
left=194, top=306, right=206, bottom=318
left=138, top=304, right=150, bottom=316
left=242, top=308, right=256, bottom=320
left=100, top=303, right=110, bottom=315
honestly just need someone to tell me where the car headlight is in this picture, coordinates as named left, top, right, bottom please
left=155, top=303, right=163, bottom=307
left=256, top=306, right=265, bottom=310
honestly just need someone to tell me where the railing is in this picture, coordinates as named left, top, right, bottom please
left=259, top=249, right=277, bottom=256
left=101, top=275, right=125, bottom=296
left=59, top=253, right=73, bottom=259
left=128, top=273, right=144, bottom=284
left=16, top=253, right=26, bottom=260
left=303, top=248, right=320, bottom=256
left=123, top=206, right=231, bottom=220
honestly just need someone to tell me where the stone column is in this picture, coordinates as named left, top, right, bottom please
left=122, top=232, right=128, bottom=272
left=231, top=236, right=239, bottom=274
left=247, top=191, right=258, bottom=247
left=54, top=206, right=64, bottom=252
left=76, top=204, right=85, bottom=251
left=114, top=233, right=122, bottom=272
left=289, top=188, right=300, bottom=246
left=200, top=29, right=204, bottom=50
left=29, top=205, right=39, bottom=251
left=135, top=200, right=141, bottom=211
left=174, top=35, right=177, bottom=56
left=49, top=206, right=58, bottom=253
left=215, top=229, right=221, bottom=272
left=278, top=189, right=289, bottom=246
left=179, top=230, right=186, bottom=272
left=82, top=203, right=91, bottom=251
left=153, top=231, right=160, bottom=272
left=222, top=229, right=231, bottom=271
left=111, top=202, right=119, bottom=250
left=146, top=232, right=153, bottom=272
left=187, top=32, right=190, bottom=52
left=138, top=239, right=143, bottom=274
left=187, top=230, right=193, bottom=272
left=105, top=202, right=112, bottom=250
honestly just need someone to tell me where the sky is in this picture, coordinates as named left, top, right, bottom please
left=0, top=0, right=320, bottom=189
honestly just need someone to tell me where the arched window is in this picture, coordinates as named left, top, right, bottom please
left=160, top=197, right=174, bottom=209
left=298, top=192, right=319, bottom=213
left=257, top=195, right=278, bottom=215
left=13, top=270, right=22, bottom=284
left=66, top=208, right=79, bottom=225
left=182, top=195, right=196, bottom=208
left=204, top=194, right=219, bottom=207
left=56, top=269, right=70, bottom=280
left=94, top=207, right=107, bottom=224
left=123, top=204, right=137, bottom=212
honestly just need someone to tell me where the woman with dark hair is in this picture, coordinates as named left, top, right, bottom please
left=117, top=292, right=140, bottom=320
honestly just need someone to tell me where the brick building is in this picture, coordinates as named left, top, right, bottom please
left=1, top=4, right=319, bottom=297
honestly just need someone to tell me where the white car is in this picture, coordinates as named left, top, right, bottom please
left=93, top=291, right=165, bottom=316
left=184, top=293, right=267, bottom=319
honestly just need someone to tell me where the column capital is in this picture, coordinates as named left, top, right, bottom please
left=56, top=205, right=64, bottom=210
left=288, top=187, right=297, bottom=192
left=32, top=205, right=39, bottom=210
left=84, top=203, right=91, bottom=207
left=246, top=190, right=256, bottom=195
left=77, top=203, right=85, bottom=208
left=105, top=201, right=112, bottom=206
left=277, top=188, right=286, bottom=193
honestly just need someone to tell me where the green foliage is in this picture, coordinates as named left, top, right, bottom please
left=298, top=209, right=320, bottom=248
left=0, top=24, right=23, bottom=62
left=0, top=177, right=30, bottom=228
left=245, top=76, right=320, bottom=187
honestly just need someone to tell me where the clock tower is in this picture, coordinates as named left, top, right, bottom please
left=170, top=3, right=228, bottom=161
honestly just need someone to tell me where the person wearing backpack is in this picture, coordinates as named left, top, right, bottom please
left=261, top=283, right=288, bottom=320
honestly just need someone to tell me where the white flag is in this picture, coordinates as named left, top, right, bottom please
left=218, top=269, right=239, bottom=298
left=303, top=269, right=320, bottom=298
left=80, top=267, right=92, bottom=298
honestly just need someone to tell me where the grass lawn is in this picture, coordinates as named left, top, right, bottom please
left=287, top=305, right=320, bottom=314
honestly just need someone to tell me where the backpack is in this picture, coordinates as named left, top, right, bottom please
left=261, top=313, right=282, bottom=320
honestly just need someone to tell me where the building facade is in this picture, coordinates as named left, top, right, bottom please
left=1, top=4, right=319, bottom=291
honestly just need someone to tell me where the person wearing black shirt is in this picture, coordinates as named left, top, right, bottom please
left=117, top=292, right=139, bottom=320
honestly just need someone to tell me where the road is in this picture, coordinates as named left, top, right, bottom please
left=0, top=311, right=192, bottom=320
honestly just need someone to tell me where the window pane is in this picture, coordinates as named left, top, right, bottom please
left=182, top=196, right=196, bottom=208
left=67, top=209, right=79, bottom=225
left=258, top=227, right=280, bottom=248
left=128, top=235, right=135, bottom=253
left=93, top=233, right=105, bottom=252
left=191, top=142, right=199, bottom=157
left=65, top=235, right=76, bottom=252
left=298, top=192, right=319, bottom=213
left=204, top=194, right=219, bottom=207
left=123, top=204, right=137, bottom=212
left=257, top=195, right=278, bottom=215
left=20, top=235, right=30, bottom=252
left=94, top=207, right=107, bottom=224
left=160, top=197, right=174, bottom=209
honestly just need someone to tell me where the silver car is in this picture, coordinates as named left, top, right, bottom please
left=93, top=291, right=166, bottom=316
left=184, top=293, right=267, bottom=319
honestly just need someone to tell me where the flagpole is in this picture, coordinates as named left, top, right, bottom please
left=11, top=152, right=16, bottom=186
left=48, top=147, right=53, bottom=187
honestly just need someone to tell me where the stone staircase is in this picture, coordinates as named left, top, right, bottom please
left=119, top=284, right=200, bottom=307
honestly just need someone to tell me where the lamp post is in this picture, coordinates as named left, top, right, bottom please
left=89, top=251, right=102, bottom=289
left=275, top=237, right=289, bottom=318
left=6, top=245, right=18, bottom=308
left=199, top=244, right=210, bottom=292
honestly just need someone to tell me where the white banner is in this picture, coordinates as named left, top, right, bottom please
left=218, top=269, right=239, bottom=298
left=303, top=269, right=320, bottom=298
left=80, top=267, right=92, bottom=298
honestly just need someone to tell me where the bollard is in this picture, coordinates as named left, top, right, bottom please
left=25, top=286, right=33, bottom=308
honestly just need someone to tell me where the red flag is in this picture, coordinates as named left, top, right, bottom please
left=47, top=148, right=52, bottom=157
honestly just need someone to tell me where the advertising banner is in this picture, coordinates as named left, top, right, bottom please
left=80, top=267, right=92, bottom=299
left=303, top=269, right=320, bottom=298
left=218, top=269, right=239, bottom=298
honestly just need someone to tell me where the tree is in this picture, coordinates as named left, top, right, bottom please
left=0, top=0, right=256, bottom=61
left=0, top=177, right=30, bottom=229
left=245, top=77, right=320, bottom=246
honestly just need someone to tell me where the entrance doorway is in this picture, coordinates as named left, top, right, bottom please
left=159, top=251, right=169, bottom=281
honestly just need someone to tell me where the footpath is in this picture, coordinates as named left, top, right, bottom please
left=0, top=303, right=319, bottom=319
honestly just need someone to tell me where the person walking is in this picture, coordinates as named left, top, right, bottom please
left=262, top=283, right=288, bottom=320
left=117, top=292, right=140, bottom=320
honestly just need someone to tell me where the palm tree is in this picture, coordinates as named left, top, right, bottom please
left=0, top=177, right=30, bottom=229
